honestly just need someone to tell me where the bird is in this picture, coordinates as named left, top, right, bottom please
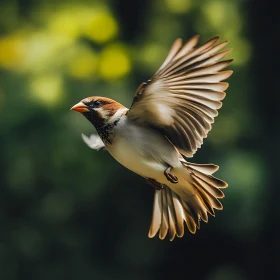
left=71, top=35, right=233, bottom=241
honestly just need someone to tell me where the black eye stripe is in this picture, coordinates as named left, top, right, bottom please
left=94, top=100, right=101, bottom=106
left=87, top=100, right=102, bottom=108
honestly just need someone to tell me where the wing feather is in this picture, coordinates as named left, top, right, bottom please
left=127, top=35, right=233, bottom=157
left=157, top=38, right=183, bottom=73
left=161, top=38, right=226, bottom=77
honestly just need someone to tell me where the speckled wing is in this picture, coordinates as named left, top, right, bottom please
left=127, top=35, right=233, bottom=158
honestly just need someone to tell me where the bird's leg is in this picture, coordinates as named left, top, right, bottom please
left=147, top=178, right=164, bottom=190
left=164, top=166, right=178, bottom=184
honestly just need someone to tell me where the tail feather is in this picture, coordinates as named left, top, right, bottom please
left=149, top=191, right=162, bottom=237
left=148, top=162, right=227, bottom=240
left=186, top=162, right=219, bottom=174
left=171, top=191, right=185, bottom=237
left=159, top=190, right=169, bottom=239
left=166, top=189, right=177, bottom=240
left=193, top=175, right=225, bottom=198
left=193, top=182, right=216, bottom=216
left=189, top=167, right=228, bottom=189
left=148, top=189, right=185, bottom=240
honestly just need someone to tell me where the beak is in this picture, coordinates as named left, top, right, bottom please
left=71, top=102, right=89, bottom=113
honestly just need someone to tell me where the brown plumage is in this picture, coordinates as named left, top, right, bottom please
left=82, top=96, right=126, bottom=118
left=71, top=35, right=233, bottom=241
left=128, top=35, right=233, bottom=158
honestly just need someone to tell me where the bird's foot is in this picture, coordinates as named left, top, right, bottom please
left=164, top=166, right=178, bottom=184
left=147, top=178, right=164, bottom=190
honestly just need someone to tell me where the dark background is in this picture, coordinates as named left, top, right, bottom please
left=0, top=0, right=279, bottom=279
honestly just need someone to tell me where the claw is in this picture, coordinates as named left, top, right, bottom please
left=164, top=166, right=178, bottom=184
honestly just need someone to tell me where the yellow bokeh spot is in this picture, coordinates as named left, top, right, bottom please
left=0, top=34, right=24, bottom=69
left=21, top=31, right=74, bottom=73
left=67, top=46, right=98, bottom=79
left=99, top=44, right=131, bottom=80
left=84, top=11, right=118, bottom=44
left=165, top=0, right=191, bottom=14
left=46, top=5, right=118, bottom=44
left=202, top=1, right=242, bottom=33
left=47, top=10, right=81, bottom=39
left=30, top=74, right=63, bottom=106
left=202, top=1, right=226, bottom=29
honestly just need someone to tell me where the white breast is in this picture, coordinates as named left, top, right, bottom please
left=106, top=117, right=181, bottom=183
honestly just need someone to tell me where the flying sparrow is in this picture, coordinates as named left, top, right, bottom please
left=71, top=35, right=233, bottom=240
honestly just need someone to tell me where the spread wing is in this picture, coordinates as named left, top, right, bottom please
left=127, top=35, right=233, bottom=158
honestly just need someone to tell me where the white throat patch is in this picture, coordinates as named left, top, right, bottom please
left=94, top=107, right=110, bottom=119
left=108, top=108, right=128, bottom=124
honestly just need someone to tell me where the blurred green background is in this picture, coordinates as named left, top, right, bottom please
left=0, top=0, right=278, bottom=279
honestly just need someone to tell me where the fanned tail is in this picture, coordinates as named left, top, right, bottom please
left=148, top=162, right=227, bottom=241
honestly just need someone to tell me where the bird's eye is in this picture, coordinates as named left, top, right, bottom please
left=88, top=100, right=102, bottom=108
left=93, top=100, right=101, bottom=107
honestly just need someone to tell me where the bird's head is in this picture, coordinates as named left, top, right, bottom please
left=71, top=96, right=127, bottom=129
